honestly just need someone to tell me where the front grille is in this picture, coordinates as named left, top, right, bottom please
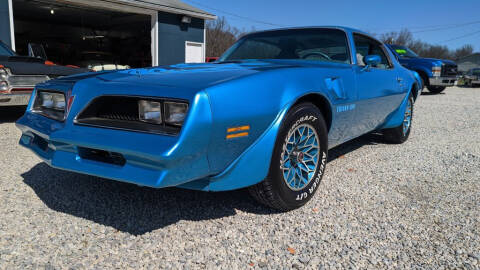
left=8, top=75, right=49, bottom=87
left=95, top=96, right=139, bottom=122
left=78, top=147, right=126, bottom=166
left=75, top=96, right=185, bottom=135
left=442, top=64, right=458, bottom=77
left=32, top=135, right=48, bottom=151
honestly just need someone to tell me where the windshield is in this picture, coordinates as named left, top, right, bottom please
left=219, top=29, right=351, bottom=64
left=0, top=41, right=16, bottom=56
left=390, top=45, right=418, bottom=58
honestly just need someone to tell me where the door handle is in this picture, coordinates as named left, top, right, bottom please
left=397, top=77, right=403, bottom=82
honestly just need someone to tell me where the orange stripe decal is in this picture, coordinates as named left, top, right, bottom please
left=227, top=125, right=250, bottom=133
left=226, top=132, right=249, bottom=139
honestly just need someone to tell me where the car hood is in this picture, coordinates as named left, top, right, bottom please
left=421, top=58, right=457, bottom=66
left=0, top=55, right=45, bottom=64
left=57, top=60, right=301, bottom=91
left=403, top=57, right=457, bottom=66
left=0, top=55, right=90, bottom=76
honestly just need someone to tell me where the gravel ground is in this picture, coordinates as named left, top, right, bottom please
left=0, top=87, right=479, bottom=269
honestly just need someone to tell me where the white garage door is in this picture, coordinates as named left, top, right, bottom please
left=185, top=41, right=204, bottom=63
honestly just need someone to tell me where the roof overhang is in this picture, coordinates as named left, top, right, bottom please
left=54, top=0, right=217, bottom=20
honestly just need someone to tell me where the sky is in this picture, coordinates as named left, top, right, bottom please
left=184, top=0, right=480, bottom=52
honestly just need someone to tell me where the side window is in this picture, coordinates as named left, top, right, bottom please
left=353, top=34, right=392, bottom=69
left=295, top=30, right=351, bottom=64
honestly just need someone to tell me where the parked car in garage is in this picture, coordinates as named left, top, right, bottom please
left=463, top=68, right=480, bottom=87
left=386, top=44, right=458, bottom=94
left=17, top=27, right=421, bottom=211
left=78, top=51, right=130, bottom=72
left=0, top=40, right=89, bottom=106
left=206, top=57, right=219, bottom=63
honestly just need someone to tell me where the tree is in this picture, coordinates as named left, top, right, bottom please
left=453, top=44, right=474, bottom=60
left=380, top=29, right=413, bottom=46
left=206, top=17, right=245, bottom=57
left=378, top=29, right=475, bottom=60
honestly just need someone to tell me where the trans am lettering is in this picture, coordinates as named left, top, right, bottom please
left=336, top=104, right=356, bottom=113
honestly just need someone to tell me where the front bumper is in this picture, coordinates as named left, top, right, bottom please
left=0, top=93, right=31, bottom=106
left=469, top=79, right=480, bottom=85
left=429, top=76, right=456, bottom=87
left=16, top=91, right=214, bottom=189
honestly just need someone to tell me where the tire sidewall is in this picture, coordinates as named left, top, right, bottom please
left=269, top=103, right=328, bottom=208
left=403, top=95, right=414, bottom=139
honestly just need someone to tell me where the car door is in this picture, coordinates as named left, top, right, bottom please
left=307, top=29, right=357, bottom=148
left=352, top=33, right=402, bottom=136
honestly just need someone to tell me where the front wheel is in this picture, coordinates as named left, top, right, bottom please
left=427, top=85, right=446, bottom=94
left=249, top=103, right=328, bottom=211
left=382, top=93, right=414, bottom=144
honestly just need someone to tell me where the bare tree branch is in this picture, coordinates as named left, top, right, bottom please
left=206, top=17, right=248, bottom=57
left=378, top=28, right=474, bottom=60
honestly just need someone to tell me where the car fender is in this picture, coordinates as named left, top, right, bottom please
left=380, top=82, right=417, bottom=129
left=182, top=90, right=331, bottom=192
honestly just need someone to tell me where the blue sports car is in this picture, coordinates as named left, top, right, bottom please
left=17, top=27, right=421, bottom=211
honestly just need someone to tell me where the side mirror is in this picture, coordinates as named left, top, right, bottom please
left=364, top=55, right=381, bottom=67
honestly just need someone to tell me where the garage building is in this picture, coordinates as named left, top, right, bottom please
left=0, top=0, right=216, bottom=69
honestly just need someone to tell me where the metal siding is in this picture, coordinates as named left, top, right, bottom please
left=157, top=11, right=204, bottom=65
left=0, top=0, right=12, bottom=47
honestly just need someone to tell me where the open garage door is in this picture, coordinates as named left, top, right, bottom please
left=12, top=0, right=154, bottom=70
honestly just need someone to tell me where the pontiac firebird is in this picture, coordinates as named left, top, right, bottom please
left=17, top=27, right=422, bottom=211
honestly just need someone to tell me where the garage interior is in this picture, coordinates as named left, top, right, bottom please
left=12, top=0, right=152, bottom=69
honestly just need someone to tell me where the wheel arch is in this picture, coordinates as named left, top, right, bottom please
left=291, top=93, right=333, bottom=132
left=415, top=69, right=430, bottom=87
left=197, top=92, right=333, bottom=192
left=411, top=81, right=419, bottom=101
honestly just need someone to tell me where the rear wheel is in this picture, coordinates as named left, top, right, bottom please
left=382, top=93, right=414, bottom=144
left=427, top=86, right=446, bottom=94
left=249, top=103, right=328, bottom=211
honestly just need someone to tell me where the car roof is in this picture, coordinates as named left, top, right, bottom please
left=247, top=26, right=368, bottom=36
left=243, top=26, right=380, bottom=43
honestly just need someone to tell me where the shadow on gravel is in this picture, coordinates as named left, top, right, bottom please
left=420, top=91, right=445, bottom=96
left=328, top=132, right=384, bottom=162
left=0, top=106, right=26, bottom=123
left=21, top=133, right=385, bottom=235
left=22, top=163, right=275, bottom=235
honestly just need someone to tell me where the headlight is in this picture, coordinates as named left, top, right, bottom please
left=138, top=100, right=188, bottom=126
left=0, top=68, right=10, bottom=92
left=0, top=68, right=10, bottom=76
left=32, top=91, right=66, bottom=121
left=165, top=102, right=188, bottom=126
left=432, top=66, right=442, bottom=77
left=39, top=92, right=66, bottom=110
left=0, top=81, right=8, bottom=92
left=138, top=100, right=162, bottom=124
